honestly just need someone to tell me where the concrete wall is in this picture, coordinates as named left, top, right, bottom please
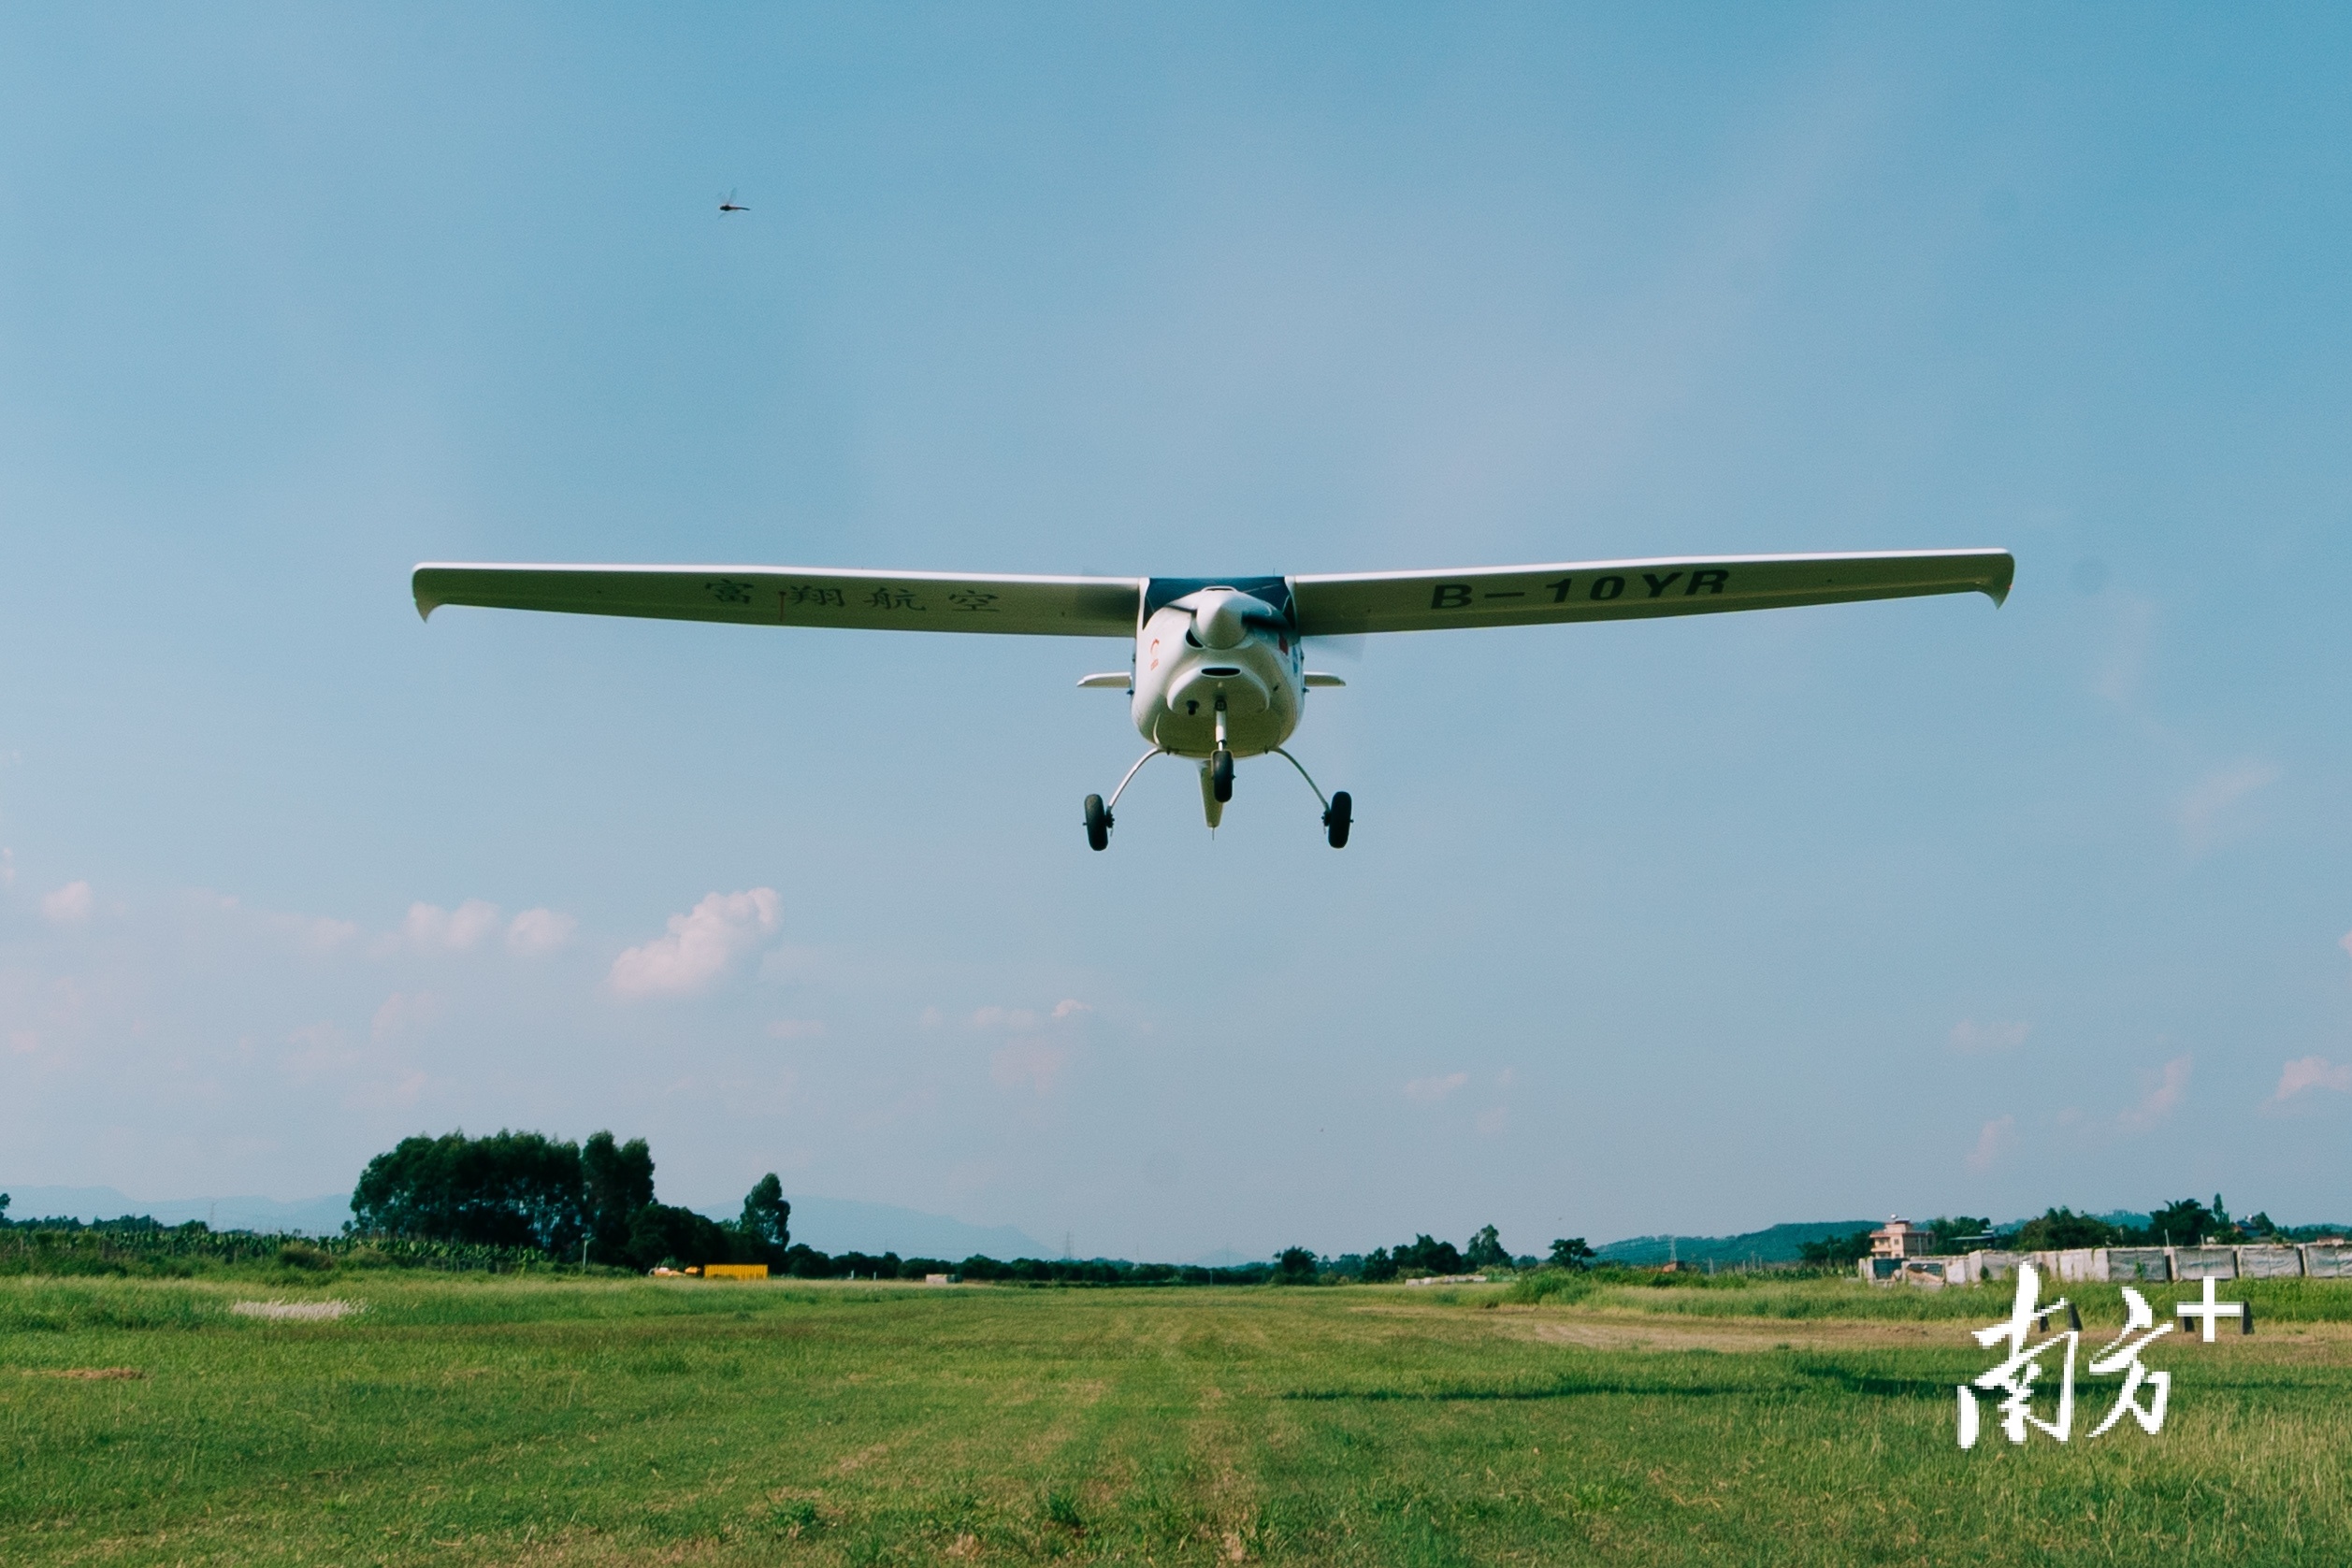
left=1885, top=1244, right=2352, bottom=1287
left=2172, top=1246, right=2237, bottom=1279
left=2238, top=1246, right=2304, bottom=1278
left=2104, top=1248, right=2171, bottom=1281
left=1865, top=1243, right=2351, bottom=1286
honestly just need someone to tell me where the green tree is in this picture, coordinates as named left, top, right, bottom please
left=1360, top=1246, right=1398, bottom=1283
left=350, top=1129, right=584, bottom=1252
left=2013, top=1207, right=2121, bottom=1251
left=1464, top=1225, right=1510, bottom=1271
left=738, top=1175, right=795, bottom=1259
left=2139, top=1197, right=2231, bottom=1247
left=1273, top=1246, right=1318, bottom=1284
left=1927, top=1216, right=1993, bottom=1253
left=1547, top=1237, right=1594, bottom=1271
left=581, top=1131, right=655, bottom=1263
left=1392, top=1234, right=1464, bottom=1275
left=625, top=1203, right=736, bottom=1272
left=1798, top=1229, right=1874, bottom=1267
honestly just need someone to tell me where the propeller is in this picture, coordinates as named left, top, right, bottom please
left=1190, top=588, right=1289, bottom=649
left=1307, top=633, right=1366, bottom=664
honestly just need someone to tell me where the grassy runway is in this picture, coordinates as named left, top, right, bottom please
left=4, top=1272, right=2349, bottom=1564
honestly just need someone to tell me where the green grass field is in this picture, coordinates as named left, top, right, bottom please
left=5, top=1271, right=2349, bottom=1564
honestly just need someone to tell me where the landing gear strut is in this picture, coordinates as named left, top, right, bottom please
left=1274, top=748, right=1350, bottom=850
left=1083, top=747, right=1164, bottom=852
left=1210, top=702, right=1234, bottom=803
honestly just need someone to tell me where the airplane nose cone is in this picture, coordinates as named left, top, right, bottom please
left=1194, top=589, right=1274, bottom=649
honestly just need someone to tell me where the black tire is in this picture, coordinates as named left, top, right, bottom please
left=1211, top=749, right=1234, bottom=803
left=1324, top=790, right=1351, bottom=848
left=1084, top=794, right=1110, bottom=852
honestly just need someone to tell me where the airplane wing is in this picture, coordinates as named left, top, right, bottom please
left=412, top=564, right=1142, bottom=638
left=1287, top=549, right=2013, bottom=637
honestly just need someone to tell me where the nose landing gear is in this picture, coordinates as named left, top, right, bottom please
left=1210, top=702, right=1234, bottom=803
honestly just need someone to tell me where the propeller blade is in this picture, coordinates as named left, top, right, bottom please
left=1308, top=634, right=1366, bottom=664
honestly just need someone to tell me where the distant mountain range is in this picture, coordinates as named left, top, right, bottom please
left=1586, top=1213, right=2317, bottom=1266
left=1594, top=1221, right=1879, bottom=1268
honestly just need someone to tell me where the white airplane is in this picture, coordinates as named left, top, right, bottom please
left=412, top=548, right=2013, bottom=850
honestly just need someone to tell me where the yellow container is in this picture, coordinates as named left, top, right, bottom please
left=701, top=1263, right=770, bottom=1281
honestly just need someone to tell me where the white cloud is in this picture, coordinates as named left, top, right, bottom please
left=1950, top=1019, right=2030, bottom=1054
left=2119, top=1055, right=2191, bottom=1131
left=991, top=1038, right=1071, bottom=1094
left=2273, top=1056, right=2352, bottom=1103
left=276, top=913, right=359, bottom=953
left=2176, top=760, right=2281, bottom=854
left=40, top=881, right=93, bottom=926
left=972, top=1005, right=1040, bottom=1031
left=370, top=991, right=440, bottom=1044
left=1404, top=1072, right=1468, bottom=1102
left=281, top=1021, right=358, bottom=1083
left=402, top=899, right=501, bottom=951
left=506, top=907, right=576, bottom=957
left=1051, top=999, right=1091, bottom=1020
left=607, top=888, right=779, bottom=999
left=1967, top=1115, right=2015, bottom=1172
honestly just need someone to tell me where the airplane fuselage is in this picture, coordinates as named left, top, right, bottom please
left=1130, top=589, right=1305, bottom=759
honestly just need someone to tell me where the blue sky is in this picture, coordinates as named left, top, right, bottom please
left=3, top=6, right=2350, bottom=1258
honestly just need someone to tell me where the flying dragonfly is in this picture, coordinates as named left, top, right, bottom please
left=411, top=549, right=2013, bottom=850
left=718, top=189, right=748, bottom=212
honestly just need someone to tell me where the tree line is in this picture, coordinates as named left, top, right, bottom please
left=1797, top=1195, right=2339, bottom=1267
left=340, top=1132, right=1582, bottom=1283
left=348, top=1129, right=789, bottom=1273
left=1329, top=1225, right=1592, bottom=1281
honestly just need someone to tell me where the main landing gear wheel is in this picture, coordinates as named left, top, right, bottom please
left=1210, top=749, right=1234, bottom=803
left=1323, top=790, right=1351, bottom=848
left=1084, top=793, right=1111, bottom=852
